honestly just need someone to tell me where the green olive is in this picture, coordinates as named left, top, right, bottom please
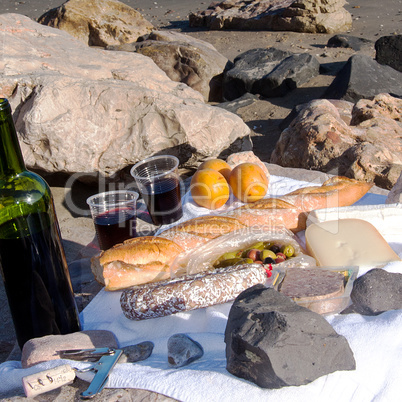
left=249, top=242, right=265, bottom=251
left=241, top=249, right=250, bottom=258
left=260, top=249, right=277, bottom=261
left=220, top=251, right=238, bottom=260
left=263, top=241, right=275, bottom=249
left=280, top=244, right=295, bottom=258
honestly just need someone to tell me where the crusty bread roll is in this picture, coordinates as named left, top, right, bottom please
left=227, top=176, right=373, bottom=233
left=226, top=206, right=305, bottom=233
left=162, top=215, right=245, bottom=238
left=158, top=230, right=210, bottom=252
left=91, top=237, right=183, bottom=291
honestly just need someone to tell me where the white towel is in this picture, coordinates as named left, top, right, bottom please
left=1, top=175, right=401, bottom=401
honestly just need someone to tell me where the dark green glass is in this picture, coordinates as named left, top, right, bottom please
left=0, top=98, right=81, bottom=349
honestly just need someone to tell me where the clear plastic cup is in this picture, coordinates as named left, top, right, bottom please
left=130, top=155, right=183, bottom=226
left=86, top=190, right=138, bottom=250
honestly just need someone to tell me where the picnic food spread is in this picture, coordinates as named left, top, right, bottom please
left=6, top=158, right=402, bottom=400
left=90, top=171, right=375, bottom=292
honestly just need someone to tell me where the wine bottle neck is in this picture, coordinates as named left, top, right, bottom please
left=0, top=98, right=26, bottom=178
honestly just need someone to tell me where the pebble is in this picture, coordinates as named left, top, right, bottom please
left=120, top=341, right=154, bottom=363
left=21, top=330, right=119, bottom=368
left=167, top=334, right=204, bottom=368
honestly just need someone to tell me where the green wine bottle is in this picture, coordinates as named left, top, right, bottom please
left=0, top=98, right=81, bottom=349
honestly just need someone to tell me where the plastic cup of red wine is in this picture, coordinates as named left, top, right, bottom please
left=86, top=190, right=139, bottom=250
left=130, top=155, right=183, bottom=226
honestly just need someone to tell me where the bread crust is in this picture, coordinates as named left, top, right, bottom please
left=228, top=176, right=373, bottom=233
left=164, top=215, right=245, bottom=238
left=91, top=237, right=183, bottom=290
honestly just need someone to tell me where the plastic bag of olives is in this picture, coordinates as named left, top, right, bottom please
left=169, top=226, right=316, bottom=277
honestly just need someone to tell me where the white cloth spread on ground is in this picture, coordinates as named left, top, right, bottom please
left=1, top=175, right=402, bottom=401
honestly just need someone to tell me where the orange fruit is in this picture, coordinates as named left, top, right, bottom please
left=228, top=163, right=269, bottom=203
left=190, top=168, right=230, bottom=209
left=198, top=158, right=232, bottom=182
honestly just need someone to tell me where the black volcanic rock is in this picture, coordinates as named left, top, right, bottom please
left=346, top=268, right=402, bottom=315
left=323, top=54, right=402, bottom=102
left=375, top=35, right=402, bottom=72
left=327, top=34, right=373, bottom=51
left=224, top=285, right=355, bottom=389
left=223, top=48, right=319, bottom=100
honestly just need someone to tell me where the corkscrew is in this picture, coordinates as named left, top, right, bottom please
left=22, top=347, right=123, bottom=399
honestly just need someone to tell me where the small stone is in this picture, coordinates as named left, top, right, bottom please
left=21, top=330, right=119, bottom=368
left=167, top=334, right=204, bottom=368
left=120, top=341, right=154, bottom=363
left=346, top=268, right=402, bottom=315
left=327, top=34, right=373, bottom=51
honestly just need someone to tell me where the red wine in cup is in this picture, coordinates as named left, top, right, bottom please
left=94, top=207, right=136, bottom=250
left=142, top=177, right=182, bottom=226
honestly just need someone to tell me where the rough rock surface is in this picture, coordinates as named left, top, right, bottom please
left=21, top=330, right=118, bottom=368
left=225, top=285, right=355, bottom=388
left=189, top=0, right=352, bottom=34
left=0, top=14, right=251, bottom=180
left=375, top=35, right=402, bottom=73
left=226, top=150, right=270, bottom=178
left=120, top=341, right=154, bottom=363
left=38, top=0, right=154, bottom=46
left=346, top=269, right=402, bottom=315
left=323, top=54, right=402, bottom=102
left=167, top=333, right=204, bottom=368
left=271, top=94, right=402, bottom=189
left=223, top=47, right=320, bottom=100
left=386, top=171, right=402, bottom=204
left=107, top=30, right=230, bottom=102
left=327, top=34, right=374, bottom=51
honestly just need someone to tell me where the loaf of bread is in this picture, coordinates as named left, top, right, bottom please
left=226, top=176, right=373, bottom=233
left=120, top=263, right=268, bottom=320
left=162, top=215, right=245, bottom=238
left=91, top=237, right=183, bottom=291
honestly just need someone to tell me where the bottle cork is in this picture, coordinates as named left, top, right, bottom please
left=22, top=364, right=76, bottom=397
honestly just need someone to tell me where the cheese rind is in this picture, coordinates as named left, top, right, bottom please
left=305, top=219, right=400, bottom=268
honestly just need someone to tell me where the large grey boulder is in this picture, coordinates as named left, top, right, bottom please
left=0, top=14, right=251, bottom=180
left=323, top=54, right=402, bottom=102
left=108, top=30, right=230, bottom=102
left=38, top=0, right=154, bottom=46
left=223, top=48, right=320, bottom=100
left=225, top=285, right=355, bottom=388
left=190, top=0, right=352, bottom=34
left=271, top=94, right=402, bottom=189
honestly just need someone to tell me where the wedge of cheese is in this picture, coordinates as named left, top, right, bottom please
left=305, top=219, right=400, bottom=269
